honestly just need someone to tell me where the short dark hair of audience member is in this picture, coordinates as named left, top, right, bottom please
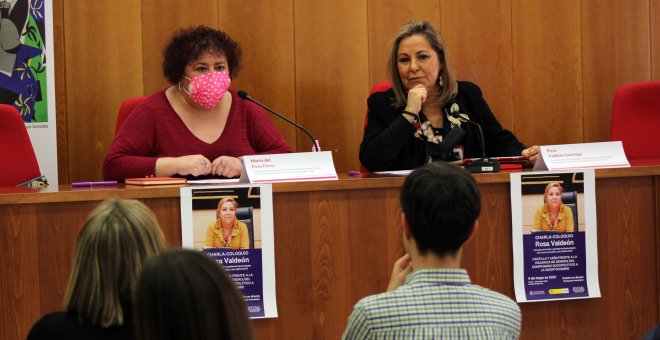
left=134, top=249, right=254, bottom=340
left=162, top=25, right=242, bottom=84
left=400, top=162, right=481, bottom=257
left=64, top=199, right=166, bottom=327
left=387, top=20, right=458, bottom=108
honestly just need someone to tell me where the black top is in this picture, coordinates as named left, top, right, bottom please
left=26, top=311, right=135, bottom=340
left=359, top=81, right=526, bottom=171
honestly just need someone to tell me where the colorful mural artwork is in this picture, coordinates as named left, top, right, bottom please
left=0, top=0, right=47, bottom=122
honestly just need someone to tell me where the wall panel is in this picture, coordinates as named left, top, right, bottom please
left=366, top=0, right=441, bottom=88
left=512, top=0, right=583, bottom=146
left=54, top=0, right=658, bottom=180
left=294, top=0, right=370, bottom=171
left=442, top=0, right=515, bottom=135
left=0, top=206, right=39, bottom=340
left=141, top=1, right=219, bottom=95
left=582, top=0, right=651, bottom=142
left=54, top=0, right=68, bottom=184
left=219, top=0, right=297, bottom=150
left=63, top=0, right=143, bottom=182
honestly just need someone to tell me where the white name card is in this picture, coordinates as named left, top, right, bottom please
left=533, top=141, right=630, bottom=171
left=240, top=151, right=338, bottom=183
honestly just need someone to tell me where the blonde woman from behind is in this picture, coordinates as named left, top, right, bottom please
left=27, top=199, right=166, bottom=340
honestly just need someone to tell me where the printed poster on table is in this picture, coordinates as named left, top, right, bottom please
left=510, top=170, right=600, bottom=302
left=180, top=184, right=277, bottom=318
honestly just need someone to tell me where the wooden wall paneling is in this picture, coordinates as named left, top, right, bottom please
left=308, top=190, right=352, bottom=339
left=219, top=0, right=297, bottom=150
left=36, top=202, right=89, bottom=313
left=53, top=0, right=68, bottom=184
left=346, top=188, right=399, bottom=302
left=0, top=205, right=39, bottom=340
left=442, top=0, right=515, bottom=134
left=63, top=1, right=143, bottom=182
left=366, top=0, right=441, bottom=88
left=141, top=0, right=219, bottom=95
left=582, top=0, right=651, bottom=142
left=384, top=190, right=404, bottom=278
left=142, top=197, right=182, bottom=247
left=512, top=0, right=583, bottom=146
left=463, top=183, right=515, bottom=295
left=591, top=177, right=657, bottom=338
left=652, top=0, right=660, bottom=79
left=294, top=0, right=370, bottom=172
left=263, top=192, right=315, bottom=339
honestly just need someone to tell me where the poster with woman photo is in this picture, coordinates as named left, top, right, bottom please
left=180, top=184, right=277, bottom=318
left=510, top=170, right=600, bottom=302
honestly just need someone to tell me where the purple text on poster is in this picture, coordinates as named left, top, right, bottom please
left=523, top=232, right=588, bottom=301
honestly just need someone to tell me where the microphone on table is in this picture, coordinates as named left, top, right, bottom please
left=237, top=90, right=320, bottom=152
left=446, top=103, right=500, bottom=173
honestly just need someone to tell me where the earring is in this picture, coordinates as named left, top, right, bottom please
left=438, top=76, right=444, bottom=87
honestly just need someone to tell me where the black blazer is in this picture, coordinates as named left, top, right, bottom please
left=359, top=81, right=526, bottom=171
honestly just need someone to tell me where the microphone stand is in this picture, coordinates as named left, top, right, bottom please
left=463, top=121, right=500, bottom=173
left=238, top=90, right=320, bottom=152
left=446, top=104, right=500, bottom=173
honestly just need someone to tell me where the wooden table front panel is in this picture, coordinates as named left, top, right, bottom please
left=0, top=172, right=658, bottom=339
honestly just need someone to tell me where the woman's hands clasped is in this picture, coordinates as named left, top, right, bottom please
left=156, top=154, right=243, bottom=178
left=172, top=154, right=212, bottom=177
left=211, top=156, right=243, bottom=178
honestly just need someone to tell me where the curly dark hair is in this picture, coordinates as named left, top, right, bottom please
left=162, top=26, right=242, bottom=84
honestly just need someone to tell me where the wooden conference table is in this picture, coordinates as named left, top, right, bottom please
left=1, top=165, right=660, bottom=339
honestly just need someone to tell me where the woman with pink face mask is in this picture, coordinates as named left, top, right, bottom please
left=532, top=182, right=574, bottom=232
left=103, top=26, right=291, bottom=181
left=204, top=197, right=249, bottom=249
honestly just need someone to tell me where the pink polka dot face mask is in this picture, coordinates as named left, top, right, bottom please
left=180, top=71, right=231, bottom=109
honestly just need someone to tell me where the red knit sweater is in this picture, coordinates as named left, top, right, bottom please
left=103, top=89, right=291, bottom=180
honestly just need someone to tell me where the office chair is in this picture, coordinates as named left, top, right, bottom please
left=561, top=191, right=578, bottom=231
left=610, top=81, right=660, bottom=160
left=236, top=206, right=255, bottom=248
left=360, top=81, right=393, bottom=172
left=115, top=96, right=148, bottom=136
left=0, top=104, right=41, bottom=186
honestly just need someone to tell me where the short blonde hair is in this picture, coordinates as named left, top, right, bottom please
left=388, top=20, right=458, bottom=108
left=63, top=199, right=165, bottom=327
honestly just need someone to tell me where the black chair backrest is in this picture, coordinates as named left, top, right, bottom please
left=561, top=191, right=578, bottom=231
left=236, top=206, right=254, bottom=248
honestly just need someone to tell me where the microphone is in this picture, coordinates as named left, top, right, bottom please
left=446, top=103, right=500, bottom=173
left=237, top=90, right=320, bottom=152
left=426, top=126, right=465, bottom=161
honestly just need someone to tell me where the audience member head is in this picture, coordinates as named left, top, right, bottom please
left=388, top=20, right=458, bottom=108
left=162, top=25, right=242, bottom=84
left=400, top=162, right=480, bottom=257
left=134, top=249, right=254, bottom=340
left=63, top=199, right=165, bottom=327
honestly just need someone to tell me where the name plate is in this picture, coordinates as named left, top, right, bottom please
left=240, top=151, right=338, bottom=183
left=533, top=141, right=630, bottom=171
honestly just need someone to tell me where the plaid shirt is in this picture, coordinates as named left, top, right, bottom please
left=343, top=268, right=521, bottom=339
